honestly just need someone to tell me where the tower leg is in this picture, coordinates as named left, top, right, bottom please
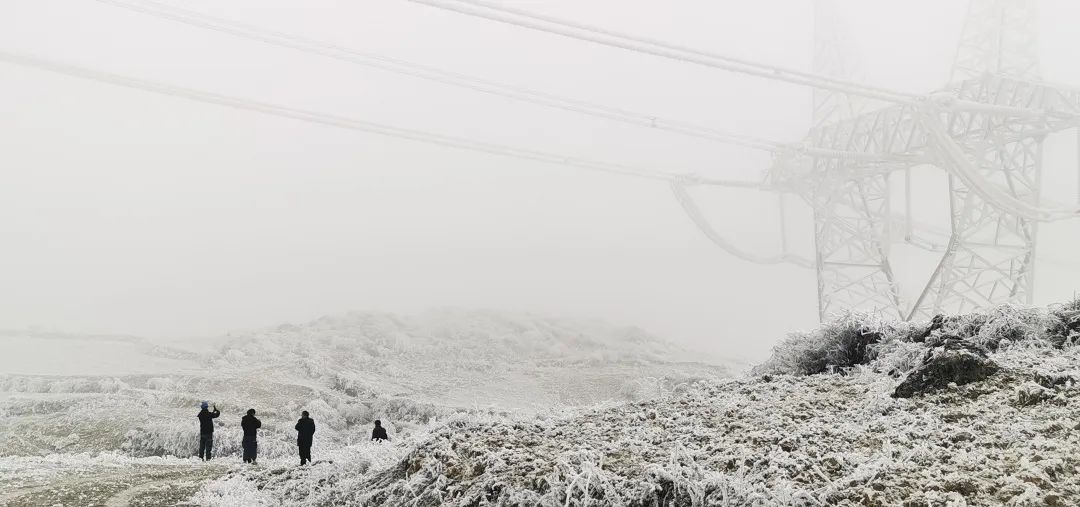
left=909, top=135, right=1041, bottom=319
left=813, top=174, right=904, bottom=320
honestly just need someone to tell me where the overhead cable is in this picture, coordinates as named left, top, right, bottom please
left=670, top=180, right=813, bottom=268
left=94, top=0, right=780, bottom=153
left=916, top=103, right=1080, bottom=222
left=405, top=0, right=916, bottom=104
left=95, top=0, right=935, bottom=162
left=407, top=0, right=1061, bottom=120
left=0, top=49, right=761, bottom=189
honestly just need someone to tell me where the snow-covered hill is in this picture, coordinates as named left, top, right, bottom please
left=0, top=310, right=727, bottom=460
left=191, top=303, right=1080, bottom=506
left=211, top=309, right=727, bottom=409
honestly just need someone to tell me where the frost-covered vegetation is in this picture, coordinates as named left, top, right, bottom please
left=7, top=304, right=1078, bottom=505
left=190, top=302, right=1080, bottom=506
left=753, top=302, right=1078, bottom=378
left=0, top=310, right=724, bottom=463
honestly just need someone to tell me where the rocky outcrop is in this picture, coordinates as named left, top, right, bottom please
left=893, top=339, right=1000, bottom=398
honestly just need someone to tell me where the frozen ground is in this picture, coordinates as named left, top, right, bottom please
left=0, top=310, right=727, bottom=506
left=0, top=454, right=227, bottom=507
left=7, top=304, right=1077, bottom=506
left=188, top=304, right=1080, bottom=506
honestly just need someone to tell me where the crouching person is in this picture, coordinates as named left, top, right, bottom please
left=371, top=419, right=390, bottom=442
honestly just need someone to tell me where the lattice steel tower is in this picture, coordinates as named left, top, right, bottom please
left=770, top=0, right=1080, bottom=321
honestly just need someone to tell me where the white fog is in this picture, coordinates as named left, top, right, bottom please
left=2, top=1, right=1080, bottom=505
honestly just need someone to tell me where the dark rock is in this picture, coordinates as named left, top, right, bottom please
left=913, top=314, right=946, bottom=343
left=893, top=342, right=999, bottom=398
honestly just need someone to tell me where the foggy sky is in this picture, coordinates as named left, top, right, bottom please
left=3, top=0, right=1080, bottom=361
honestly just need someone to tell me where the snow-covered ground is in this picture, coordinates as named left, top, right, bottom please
left=0, top=310, right=728, bottom=505
left=189, top=304, right=1080, bottom=506
left=6, top=304, right=1078, bottom=506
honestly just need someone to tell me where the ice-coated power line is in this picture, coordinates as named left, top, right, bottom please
left=94, top=0, right=909, bottom=162
left=0, top=49, right=762, bottom=188
left=405, top=0, right=916, bottom=104
left=405, top=0, right=1058, bottom=120
left=670, top=180, right=813, bottom=268
left=431, top=0, right=910, bottom=98
left=92, top=0, right=779, bottom=153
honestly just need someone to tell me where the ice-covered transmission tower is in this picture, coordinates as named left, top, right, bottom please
left=770, top=0, right=1080, bottom=321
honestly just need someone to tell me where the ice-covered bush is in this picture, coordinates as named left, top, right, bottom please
left=1045, top=297, right=1080, bottom=348
left=757, top=302, right=1078, bottom=378
left=932, top=304, right=1046, bottom=351
left=753, top=312, right=913, bottom=376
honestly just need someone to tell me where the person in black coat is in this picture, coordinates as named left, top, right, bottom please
left=294, top=411, right=316, bottom=465
left=197, top=401, right=220, bottom=461
left=371, top=419, right=389, bottom=442
left=241, top=408, right=262, bottom=464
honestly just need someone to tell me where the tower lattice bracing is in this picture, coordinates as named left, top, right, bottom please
left=951, top=0, right=1040, bottom=82
left=807, top=0, right=902, bottom=319
left=911, top=0, right=1043, bottom=320
left=782, top=0, right=1080, bottom=321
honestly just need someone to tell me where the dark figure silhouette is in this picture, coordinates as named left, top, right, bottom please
left=241, top=408, right=262, bottom=464
left=197, top=401, right=220, bottom=461
left=295, top=410, right=316, bottom=465
left=371, top=420, right=389, bottom=442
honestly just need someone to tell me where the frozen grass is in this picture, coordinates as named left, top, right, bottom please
left=196, top=349, right=1080, bottom=506
left=189, top=303, right=1080, bottom=506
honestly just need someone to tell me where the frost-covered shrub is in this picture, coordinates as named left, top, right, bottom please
left=867, top=339, right=927, bottom=377
left=1045, top=297, right=1080, bottom=348
left=754, top=312, right=913, bottom=376
left=933, top=304, right=1046, bottom=351
left=757, top=303, right=1075, bottom=378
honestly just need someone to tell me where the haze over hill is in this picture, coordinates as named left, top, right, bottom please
left=0, top=309, right=729, bottom=459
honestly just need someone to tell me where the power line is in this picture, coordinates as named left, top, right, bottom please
left=93, top=0, right=781, bottom=153
left=92, top=0, right=931, bottom=163
left=671, top=180, right=813, bottom=268
left=406, top=0, right=1057, bottom=120
left=0, top=49, right=762, bottom=188
left=453, top=0, right=914, bottom=99
left=405, top=0, right=917, bottom=104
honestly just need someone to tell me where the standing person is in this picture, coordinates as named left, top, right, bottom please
left=241, top=408, right=262, bottom=464
left=197, top=401, right=220, bottom=461
left=371, top=420, right=389, bottom=442
left=294, top=411, right=316, bottom=465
